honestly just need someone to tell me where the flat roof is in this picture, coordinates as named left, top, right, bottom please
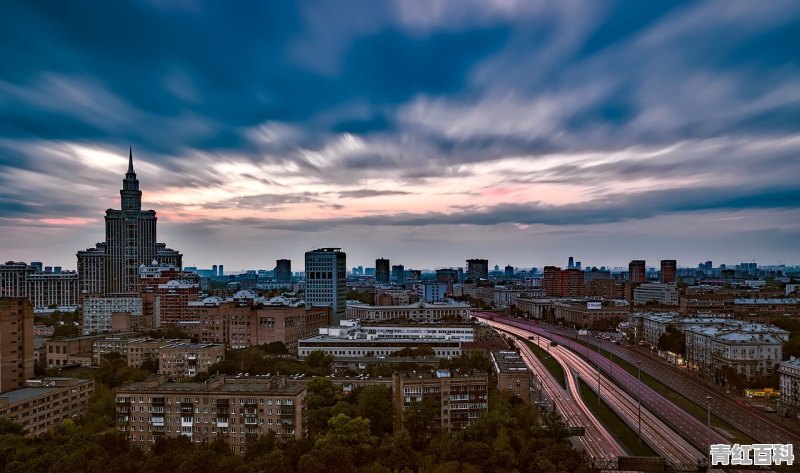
left=118, top=377, right=305, bottom=396
left=0, top=387, right=59, bottom=404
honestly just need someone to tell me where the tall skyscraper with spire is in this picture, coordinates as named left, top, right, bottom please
left=77, top=148, right=182, bottom=297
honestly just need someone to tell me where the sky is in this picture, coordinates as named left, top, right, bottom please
left=1, top=0, right=800, bottom=272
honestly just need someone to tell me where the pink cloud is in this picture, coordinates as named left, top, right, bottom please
left=38, top=217, right=94, bottom=226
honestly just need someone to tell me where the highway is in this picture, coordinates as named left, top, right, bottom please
left=479, top=314, right=731, bottom=454
left=503, top=321, right=627, bottom=459
left=531, top=318, right=800, bottom=445
left=492, top=320, right=703, bottom=464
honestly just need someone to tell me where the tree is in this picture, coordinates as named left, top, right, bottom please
left=305, top=350, right=334, bottom=371
left=0, top=417, right=24, bottom=435
left=356, top=385, right=393, bottom=436
left=657, top=326, right=686, bottom=355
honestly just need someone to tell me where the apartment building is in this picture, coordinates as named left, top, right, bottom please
left=778, top=358, right=800, bottom=417
left=393, top=369, right=488, bottom=432
left=633, top=283, right=679, bottom=306
left=115, top=374, right=307, bottom=453
left=158, top=342, right=225, bottom=380
left=491, top=350, right=532, bottom=402
left=0, top=298, right=34, bottom=393
left=0, top=377, right=94, bottom=436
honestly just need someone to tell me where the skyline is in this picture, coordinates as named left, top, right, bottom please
left=2, top=1, right=800, bottom=270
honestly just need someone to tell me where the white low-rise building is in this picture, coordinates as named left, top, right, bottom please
left=633, top=283, right=678, bottom=306
left=345, top=300, right=471, bottom=322
left=779, top=358, right=800, bottom=416
left=82, top=296, right=142, bottom=334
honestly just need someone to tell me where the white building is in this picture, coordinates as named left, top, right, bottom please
left=633, top=283, right=678, bottom=306
left=779, top=358, right=800, bottom=416
left=345, top=300, right=471, bottom=322
left=686, top=322, right=789, bottom=381
left=305, top=248, right=346, bottom=323
left=298, top=319, right=472, bottom=359
left=82, top=296, right=142, bottom=334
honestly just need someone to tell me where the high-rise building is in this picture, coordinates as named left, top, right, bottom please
left=275, top=259, right=292, bottom=283
left=660, top=260, right=677, bottom=284
left=218, top=265, right=224, bottom=277
left=375, top=258, right=390, bottom=284
left=77, top=149, right=182, bottom=297
left=391, top=265, right=405, bottom=285
left=212, top=265, right=218, bottom=277
left=629, top=260, right=646, bottom=283
left=560, top=269, right=585, bottom=297
left=504, top=265, right=514, bottom=277
left=305, top=248, right=346, bottom=323
left=567, top=257, right=575, bottom=269
left=543, top=266, right=562, bottom=297
left=0, top=262, right=34, bottom=299
left=77, top=243, right=106, bottom=300
left=466, top=259, right=489, bottom=280
left=0, top=298, right=34, bottom=393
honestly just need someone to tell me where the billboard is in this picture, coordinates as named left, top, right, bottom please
left=586, top=302, right=602, bottom=310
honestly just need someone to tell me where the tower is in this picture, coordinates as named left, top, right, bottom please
left=77, top=148, right=182, bottom=297
left=375, top=258, right=390, bottom=284
left=628, top=260, right=646, bottom=283
left=305, top=249, right=347, bottom=323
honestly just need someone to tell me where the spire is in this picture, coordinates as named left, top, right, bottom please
left=128, top=147, right=134, bottom=174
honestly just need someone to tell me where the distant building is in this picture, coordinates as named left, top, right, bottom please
left=391, top=265, right=405, bottom=285
left=393, top=369, right=488, bottom=432
left=82, top=296, right=143, bottom=334
left=0, top=298, right=34, bottom=393
left=561, top=269, right=585, bottom=297
left=0, top=377, right=94, bottom=436
left=466, top=259, right=489, bottom=280
left=660, top=260, right=677, bottom=284
left=375, top=258, right=390, bottom=284
left=543, top=266, right=562, bottom=297
left=77, top=149, right=182, bottom=298
left=275, top=259, right=292, bottom=283
left=116, top=374, right=307, bottom=453
left=0, top=262, right=35, bottom=299
left=629, top=260, right=646, bottom=283
left=158, top=342, right=225, bottom=380
left=552, top=300, right=630, bottom=328
left=25, top=271, right=79, bottom=310
left=188, top=294, right=330, bottom=352
left=305, top=248, right=346, bottom=322
left=346, top=301, right=471, bottom=322
left=423, top=282, right=447, bottom=303
left=504, top=265, right=514, bottom=277
left=633, top=283, right=679, bottom=306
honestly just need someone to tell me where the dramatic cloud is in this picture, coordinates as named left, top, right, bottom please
left=1, top=0, right=799, bottom=270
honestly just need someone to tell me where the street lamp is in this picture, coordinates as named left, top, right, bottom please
left=706, top=396, right=712, bottom=473
left=637, top=360, right=642, bottom=445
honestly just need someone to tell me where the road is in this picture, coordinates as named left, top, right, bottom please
left=479, top=314, right=731, bottom=454
left=495, top=320, right=704, bottom=464
left=498, top=321, right=627, bottom=459
left=527, top=317, right=800, bottom=445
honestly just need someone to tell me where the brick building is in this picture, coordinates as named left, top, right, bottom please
left=115, top=374, right=307, bottom=453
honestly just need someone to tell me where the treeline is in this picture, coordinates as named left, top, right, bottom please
left=0, top=376, right=588, bottom=473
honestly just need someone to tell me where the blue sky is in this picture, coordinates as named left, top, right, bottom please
left=1, top=0, right=799, bottom=271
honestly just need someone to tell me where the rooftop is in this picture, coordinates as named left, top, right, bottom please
left=117, top=375, right=306, bottom=396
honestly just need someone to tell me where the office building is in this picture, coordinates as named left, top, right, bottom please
left=0, top=262, right=34, bottom=299
left=660, top=260, right=677, bottom=284
left=275, top=259, right=292, bottom=283
left=375, top=258, right=390, bottom=284
left=77, top=149, right=182, bottom=298
left=393, top=369, right=488, bottom=432
left=466, top=259, right=489, bottom=280
left=504, top=265, right=514, bottom=277
left=629, top=260, right=646, bottom=283
left=0, top=298, right=34, bottom=393
left=633, top=283, right=679, bottom=306
left=0, top=377, right=94, bottom=436
left=305, top=248, right=346, bottom=323
left=423, top=282, right=447, bottom=303
left=115, top=374, right=307, bottom=453
left=391, top=265, right=405, bottom=285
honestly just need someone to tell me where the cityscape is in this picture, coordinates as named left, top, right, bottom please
left=2, top=2, right=800, bottom=473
